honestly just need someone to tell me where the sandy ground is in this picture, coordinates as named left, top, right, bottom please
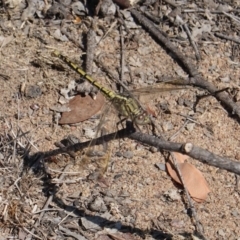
left=0, top=2, right=240, bottom=239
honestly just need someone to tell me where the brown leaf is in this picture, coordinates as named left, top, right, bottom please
left=59, top=93, right=105, bottom=124
left=166, top=152, right=210, bottom=203
left=171, top=152, right=188, bottom=163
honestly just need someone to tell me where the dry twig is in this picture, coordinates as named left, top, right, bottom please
left=182, top=23, right=201, bottom=61
left=33, top=128, right=240, bottom=176
left=215, top=33, right=240, bottom=44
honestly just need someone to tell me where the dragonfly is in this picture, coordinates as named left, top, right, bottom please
left=52, top=51, right=185, bottom=179
left=52, top=50, right=152, bottom=128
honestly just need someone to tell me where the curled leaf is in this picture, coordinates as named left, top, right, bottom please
left=166, top=152, right=210, bottom=203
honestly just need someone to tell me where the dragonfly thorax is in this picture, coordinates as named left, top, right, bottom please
left=111, top=95, right=151, bottom=126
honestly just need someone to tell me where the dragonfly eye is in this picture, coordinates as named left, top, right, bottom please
left=134, top=112, right=151, bottom=125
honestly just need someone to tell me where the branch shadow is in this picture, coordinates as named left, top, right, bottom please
left=21, top=132, right=191, bottom=240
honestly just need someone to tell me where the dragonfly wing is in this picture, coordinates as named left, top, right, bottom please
left=120, top=79, right=189, bottom=98
left=131, top=86, right=187, bottom=96
left=80, top=101, right=118, bottom=179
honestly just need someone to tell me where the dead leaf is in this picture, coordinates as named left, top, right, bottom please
left=171, top=152, right=188, bottom=163
left=59, top=93, right=105, bottom=124
left=166, top=152, right=210, bottom=203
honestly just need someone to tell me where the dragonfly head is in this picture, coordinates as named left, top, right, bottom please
left=134, top=111, right=151, bottom=125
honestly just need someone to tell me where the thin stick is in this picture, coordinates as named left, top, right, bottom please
left=96, top=20, right=118, bottom=46
left=183, top=9, right=240, bottom=14
left=13, top=177, right=23, bottom=197
left=222, top=11, right=240, bottom=24
left=0, top=130, right=30, bottom=150
left=119, top=24, right=126, bottom=91
left=168, top=119, right=190, bottom=141
left=85, top=26, right=98, bottom=97
left=215, top=33, right=240, bottom=44
left=182, top=23, right=201, bottom=61
left=85, top=28, right=96, bottom=75
left=23, top=227, right=42, bottom=240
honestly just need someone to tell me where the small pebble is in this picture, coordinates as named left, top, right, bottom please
left=99, top=0, right=116, bottom=16
left=81, top=216, right=102, bottom=231
left=149, top=146, right=158, bottom=153
left=186, top=123, right=195, bottom=132
left=217, top=229, right=225, bottom=237
left=234, top=91, right=240, bottom=102
left=28, top=108, right=34, bottom=116
left=177, top=97, right=184, bottom=106
left=114, top=173, right=123, bottom=179
left=155, top=163, right=166, bottom=171
left=170, top=219, right=185, bottom=228
left=30, top=103, right=39, bottom=111
left=73, top=199, right=81, bottom=207
left=104, top=189, right=117, bottom=197
left=162, top=121, right=173, bottom=132
left=88, top=196, right=107, bottom=212
left=219, top=75, right=230, bottom=83
left=115, top=151, right=122, bottom=157
left=100, top=212, right=112, bottom=221
left=25, top=85, right=42, bottom=98
left=159, top=102, right=171, bottom=113
left=231, top=210, right=239, bottom=217
left=58, top=211, right=67, bottom=218
left=71, top=1, right=88, bottom=16
left=128, top=170, right=135, bottom=175
left=122, top=151, right=133, bottom=159
left=184, top=99, right=193, bottom=108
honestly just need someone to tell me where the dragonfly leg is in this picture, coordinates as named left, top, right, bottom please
left=116, top=115, right=127, bottom=130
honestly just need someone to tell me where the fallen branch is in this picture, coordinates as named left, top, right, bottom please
left=29, top=128, right=240, bottom=176
left=128, top=131, right=240, bottom=175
